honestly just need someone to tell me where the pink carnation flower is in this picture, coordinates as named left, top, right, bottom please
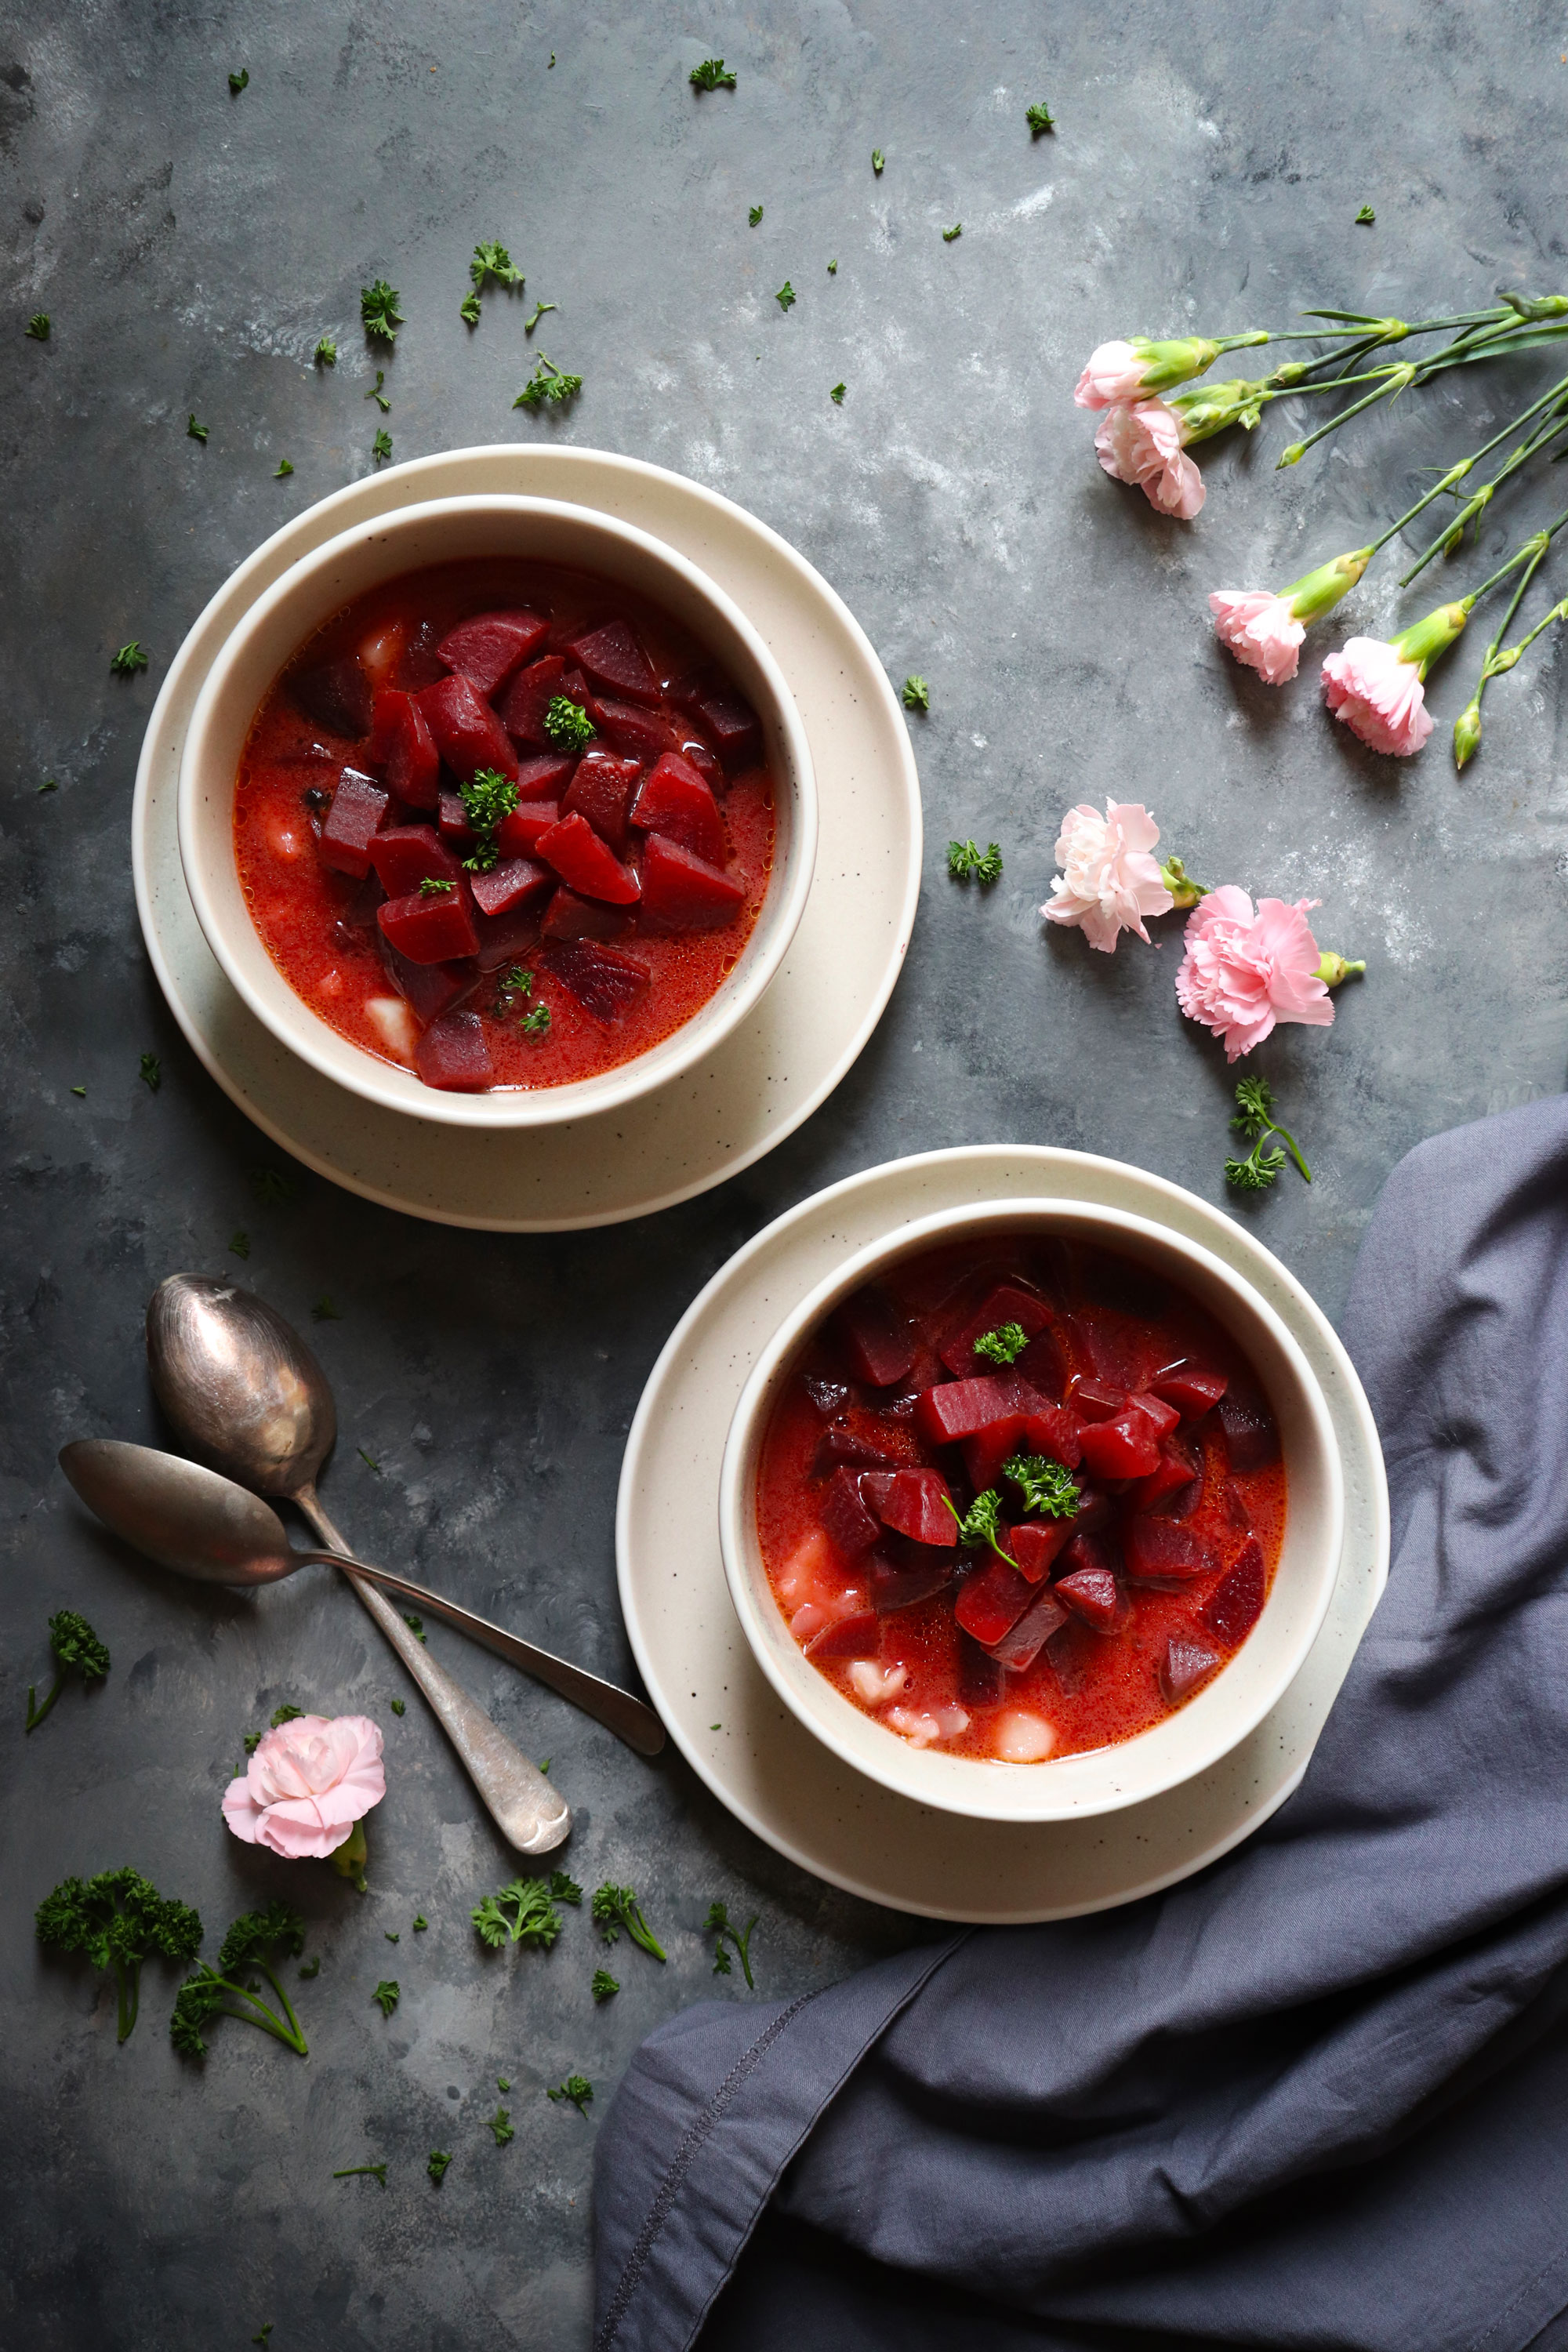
left=1073, top=339, right=1147, bottom=409
left=1174, top=887, right=1334, bottom=1061
left=1208, top=589, right=1306, bottom=684
left=1094, top=400, right=1205, bottom=520
left=1320, top=637, right=1433, bottom=756
left=222, top=1713, right=386, bottom=1861
left=1042, top=800, right=1174, bottom=953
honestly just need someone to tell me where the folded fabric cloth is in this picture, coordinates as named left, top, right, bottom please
left=595, top=1098, right=1568, bottom=2352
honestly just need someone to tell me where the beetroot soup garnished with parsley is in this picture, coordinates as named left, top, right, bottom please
left=755, top=1234, right=1287, bottom=1762
left=233, top=560, right=775, bottom=1092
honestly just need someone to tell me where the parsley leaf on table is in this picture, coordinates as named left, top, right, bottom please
left=749, top=204, right=764, bottom=226
left=1026, top=100, right=1054, bottom=134
left=139, top=1051, right=162, bottom=1090
left=872, top=148, right=884, bottom=174
left=472, top=1875, right=564, bottom=1951
left=428, top=2151, right=452, bottom=2184
left=942, top=222, right=962, bottom=242
left=112, top=642, right=149, bottom=677
left=26, top=312, right=50, bottom=339
left=947, top=839, right=1002, bottom=884
left=706, top=1900, right=758, bottom=1987
left=361, top=278, right=404, bottom=343
left=546, top=2074, right=593, bottom=2114
left=37, top=1867, right=202, bottom=2043
left=227, top=1226, right=251, bottom=1258
left=591, top=1968, right=619, bottom=2001
left=372, top=427, right=393, bottom=463
left=1355, top=203, right=1376, bottom=225
left=1225, top=1076, right=1312, bottom=1190
left=371, top=1980, right=399, bottom=2017
left=470, top=239, right=524, bottom=292
left=314, top=336, right=336, bottom=365
left=170, top=1904, right=310, bottom=2057
left=274, top=458, right=293, bottom=477
left=187, top=414, right=208, bottom=443
left=488, top=2107, right=515, bottom=2146
left=690, top=58, right=736, bottom=89
left=591, top=1883, right=666, bottom=1960
left=365, top=370, right=390, bottom=410
left=901, top=674, right=930, bottom=711
left=514, top=353, right=583, bottom=408
left=775, top=281, right=796, bottom=311
left=25, top=1610, right=110, bottom=1732
left=228, top=68, right=249, bottom=94
left=524, top=300, right=556, bottom=332
left=830, top=381, right=846, bottom=403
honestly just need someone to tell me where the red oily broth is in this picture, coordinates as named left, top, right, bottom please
left=754, top=1232, right=1287, bottom=1764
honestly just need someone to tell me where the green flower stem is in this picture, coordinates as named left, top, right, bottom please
left=1275, top=320, right=1568, bottom=470
left=1399, top=395, right=1568, bottom=585
left=24, top=1668, right=67, bottom=1732
left=1453, top=541, right=1565, bottom=768
left=1497, top=592, right=1568, bottom=668
left=1464, top=510, right=1568, bottom=610
left=206, top=1970, right=309, bottom=2053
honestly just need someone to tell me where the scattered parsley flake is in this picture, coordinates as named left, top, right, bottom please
left=591, top=1883, right=666, bottom=1961
left=412, top=1914, right=427, bottom=1930
left=872, top=148, right=884, bottom=174
left=497, top=2075, right=511, bottom=2092
left=828, top=259, right=837, bottom=273
left=706, top=1900, right=758, bottom=1988
left=227, top=1229, right=251, bottom=1260
left=521, top=1003, right=551, bottom=1036
left=547, top=2074, right=593, bottom=2114
left=524, top=300, right=556, bottom=332
left=459, top=289, right=481, bottom=325
left=1004, top=1452, right=1080, bottom=1519
left=775, top=280, right=797, bottom=310
left=473, top=1875, right=565, bottom=1951
left=947, top=838, right=1003, bottom=884
left=942, top=222, right=962, bottom=242
left=298, top=1955, right=321, bottom=1979
left=38, top=775, right=59, bottom=792
left=390, top=1698, right=405, bottom=1716
left=361, top=278, right=404, bottom=343
left=139, top=1051, right=162, bottom=1091
left=1355, top=203, right=1376, bottom=225
left=830, top=380, right=846, bottom=403
left=112, top=642, right=149, bottom=677
left=25, top=312, right=49, bottom=340
left=70, top=1084, right=85, bottom=1096
left=274, top=458, right=293, bottom=477
left=333, top=2162, right=387, bottom=2184
left=253, top=2328, right=272, bottom=2347
left=384, top=1930, right=399, bottom=1944
left=591, top=1967, right=619, bottom=2001
left=310, top=1296, right=340, bottom=1321
left=543, top=694, right=595, bottom=750
left=250, top=1165, right=298, bottom=1203
left=1026, top=100, right=1054, bottom=135
left=419, top=875, right=456, bottom=895
left=749, top=205, right=764, bottom=226
left=551, top=1871, right=583, bottom=1906
left=372, top=427, right=393, bottom=463
left=428, top=2150, right=452, bottom=2184
left=314, top=336, right=337, bottom=365
left=372, top=1979, right=399, bottom=2017
left=901, top=674, right=931, bottom=711
left=691, top=58, right=736, bottom=90
left=403, top=1613, right=426, bottom=1642
left=488, top=2107, right=515, bottom=2146
left=365, top=369, right=390, bottom=410
left=459, top=765, right=519, bottom=870
left=514, top=352, right=582, bottom=408
left=974, top=1321, right=1029, bottom=1367
left=25, top=1610, right=111, bottom=1733
left=470, top=239, right=524, bottom=292
left=187, top=414, right=209, bottom=443
left=228, top=68, right=249, bottom=94
left=270, top=1704, right=304, bottom=1727
left=358, top=1446, right=379, bottom=1471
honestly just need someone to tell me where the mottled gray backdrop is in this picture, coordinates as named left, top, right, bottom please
left=3, top=2, right=1565, bottom=2346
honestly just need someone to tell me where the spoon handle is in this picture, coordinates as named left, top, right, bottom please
left=295, top=1485, right=570, bottom=1858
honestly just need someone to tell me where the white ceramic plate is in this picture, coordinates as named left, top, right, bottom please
left=132, top=447, right=921, bottom=1230
left=617, top=1145, right=1390, bottom=1923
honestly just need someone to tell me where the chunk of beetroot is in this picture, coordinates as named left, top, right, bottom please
left=499, top=654, right=569, bottom=747
left=436, top=608, right=550, bottom=698
left=291, top=655, right=372, bottom=739
left=1070, top=1306, right=1158, bottom=1392
left=1069, top=1377, right=1127, bottom=1423
left=535, top=812, right=641, bottom=904
left=416, top=674, right=520, bottom=784
left=820, top=1467, right=882, bottom=1555
left=366, top=688, right=440, bottom=809
left=318, top=768, right=390, bottom=877
left=591, top=698, right=682, bottom=764
left=666, top=671, right=761, bottom=769
left=1018, top=1403, right=1084, bottom=1472
left=514, top=752, right=578, bottom=800
left=1054, top=1566, right=1122, bottom=1632
left=1123, top=1519, right=1214, bottom=1584
left=835, top=1287, right=914, bottom=1388
left=1058, top=1530, right=1119, bottom=1584
left=495, top=800, right=561, bottom=858
left=1129, top=1443, right=1200, bottom=1513
left=1218, top=1392, right=1280, bottom=1472
left=638, top=833, right=746, bottom=932
left=1161, top=1634, right=1221, bottom=1703
left=567, top=619, right=660, bottom=706
left=368, top=824, right=464, bottom=897
left=960, top=1414, right=1029, bottom=1495
left=957, top=1629, right=1005, bottom=1707
left=1070, top=1486, right=1113, bottom=1534
left=913, top=1375, right=1022, bottom=1446
left=1201, top=1537, right=1266, bottom=1643
left=859, top=1468, right=956, bottom=1547
left=438, top=789, right=476, bottom=850
left=632, top=753, right=727, bottom=865
left=473, top=902, right=545, bottom=972
left=804, top=1377, right=852, bottom=1418
left=1014, top=1325, right=1068, bottom=1399
left=391, top=619, right=448, bottom=693
left=542, top=885, right=633, bottom=942
left=804, top=1608, right=880, bottom=1661
left=377, top=885, right=481, bottom=964
left=869, top=1546, right=956, bottom=1613
left=985, top=1584, right=1069, bottom=1670
left=379, top=939, right=475, bottom=1027
left=541, top=937, right=650, bottom=1022
left=1009, top=1519, right=1076, bottom=1583
left=938, top=1283, right=1053, bottom=1377
left=470, top=856, right=553, bottom=920
left=954, top=1553, right=1036, bottom=1646
left=811, top=1426, right=896, bottom=1476
left=677, top=735, right=726, bottom=793
left=1078, top=1411, right=1162, bottom=1480
left=561, top=750, right=643, bottom=854
left=414, top=1008, right=493, bottom=1092
left=1151, top=1361, right=1229, bottom=1418
left=1125, top=1391, right=1181, bottom=1443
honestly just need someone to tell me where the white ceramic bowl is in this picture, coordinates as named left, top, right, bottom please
left=177, top=495, right=818, bottom=1127
left=718, top=1198, right=1345, bottom=1824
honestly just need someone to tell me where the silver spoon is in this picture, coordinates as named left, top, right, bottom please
left=140, top=1274, right=576, bottom=1854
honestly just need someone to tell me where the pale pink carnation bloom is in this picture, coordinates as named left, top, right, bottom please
left=1094, top=400, right=1205, bottom=519
left=1320, top=637, right=1432, bottom=756
left=1073, top=339, right=1146, bottom=409
left=222, top=1713, right=386, bottom=1860
left=1174, top=886, right=1334, bottom=1062
left=1209, top=589, right=1305, bottom=684
left=1042, top=800, right=1174, bottom=953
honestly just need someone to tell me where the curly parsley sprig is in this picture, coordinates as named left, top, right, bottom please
left=592, top=1882, right=666, bottom=1961
left=1225, top=1076, right=1312, bottom=1191
left=944, top=1488, right=1017, bottom=1566
left=26, top=1610, right=110, bottom=1731
left=1003, top=1453, right=1080, bottom=1519
left=948, top=838, right=1003, bottom=884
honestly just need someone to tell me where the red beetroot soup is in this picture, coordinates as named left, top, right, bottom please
left=233, top=558, right=776, bottom=1094
left=754, top=1232, right=1287, bottom=1764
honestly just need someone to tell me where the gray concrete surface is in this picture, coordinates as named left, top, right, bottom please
left=4, top=2, right=1566, bottom=2344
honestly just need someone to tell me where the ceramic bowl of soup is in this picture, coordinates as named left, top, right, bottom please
left=178, top=495, right=817, bottom=1125
left=717, top=1199, right=1344, bottom=1823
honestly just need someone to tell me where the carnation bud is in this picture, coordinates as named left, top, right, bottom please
left=1316, top=952, right=1365, bottom=989
left=1125, top=335, right=1221, bottom=394
left=1158, top=856, right=1209, bottom=909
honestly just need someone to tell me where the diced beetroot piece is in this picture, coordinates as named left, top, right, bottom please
left=1070, top=1486, right=1112, bottom=1534
left=1058, top=1530, right=1119, bottom=1584
left=666, top=671, right=762, bottom=769
left=541, top=937, right=650, bottom=1022
left=960, top=1414, right=1029, bottom=1495
left=438, top=789, right=476, bottom=849
left=561, top=750, right=644, bottom=854
left=535, top=812, right=641, bottom=904
left=470, top=856, right=552, bottom=920
left=638, top=833, right=746, bottom=933
left=804, top=1376, right=851, bottom=1417
left=1054, top=1566, right=1122, bottom=1632
left=1201, top=1537, right=1266, bottom=1644
left=1151, top=1361, right=1229, bottom=1418
left=1218, top=1392, right=1280, bottom=1473
left=368, top=824, right=464, bottom=897
left=542, top=885, right=633, bottom=942
left=567, top=619, right=660, bottom=706
left=1129, top=1443, right=1200, bottom=1513
left=811, top=1426, right=896, bottom=1476
left=1009, top=1519, right=1076, bottom=1584
left=391, top=620, right=448, bottom=693
left=1123, top=1519, right=1215, bottom=1584
left=938, top=1283, right=1053, bottom=1377
left=1162, top=1634, right=1222, bottom=1703
left=1125, top=1391, right=1181, bottom=1443
left=1014, top=1324, right=1068, bottom=1399
left=291, top=655, right=372, bottom=739
left=1078, top=1412, right=1162, bottom=1480
left=512, top=752, right=577, bottom=802
left=985, top=1584, right=1069, bottom=1670
left=632, top=753, right=727, bottom=865
left=1070, top=1305, right=1160, bottom=1392
left=495, top=800, right=561, bottom=857
left=1018, top=1403, right=1084, bottom=1472
left=957, top=1630, right=1005, bottom=1707
left=954, top=1553, right=1037, bottom=1646
left=473, top=902, right=545, bottom=972
left=804, top=1608, right=880, bottom=1661
left=338, top=872, right=386, bottom=928
left=591, top=698, right=683, bottom=764
left=414, top=1008, right=493, bottom=1092
left=869, top=1546, right=956, bottom=1613
left=498, top=655, right=568, bottom=747
left=836, top=1287, right=915, bottom=1388
left=318, top=768, right=390, bottom=877
left=366, top=689, right=441, bottom=809
left=1069, top=1377, right=1127, bottom=1423
left=377, top=884, right=481, bottom=964
left=379, top=939, right=475, bottom=1027
left=858, top=1468, right=957, bottom=1547
left=913, top=1375, right=1020, bottom=1446
left=416, top=674, right=520, bottom=785
left=677, top=735, right=726, bottom=793
left=436, top=608, right=550, bottom=698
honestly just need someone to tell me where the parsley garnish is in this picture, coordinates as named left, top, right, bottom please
left=551, top=1871, right=583, bottom=1906
left=830, top=380, right=846, bottom=403
left=706, top=1900, right=757, bottom=1987
left=412, top=1913, right=427, bottom=1929
left=229, top=1230, right=251, bottom=1259
left=902, top=674, right=930, bottom=711
left=270, top=1704, right=305, bottom=1727
left=749, top=204, right=764, bottom=226
left=311, top=1296, right=340, bottom=1320
left=403, top=1613, right=425, bottom=1641
left=371, top=1980, right=399, bottom=2017
left=459, top=764, right=520, bottom=870
left=274, top=458, right=293, bottom=477
left=428, top=2150, right=452, bottom=2184
left=365, top=369, right=390, bottom=411
left=37, top=1867, right=201, bottom=2043
left=470, top=239, right=524, bottom=292
left=187, top=413, right=208, bottom=443
left=384, top=1930, right=400, bottom=1944
left=775, top=280, right=797, bottom=310
left=333, top=2162, right=387, bottom=2184
left=942, top=222, right=962, bottom=242
left=70, top=1084, right=85, bottom=1095
left=25, top=312, right=49, bottom=340
left=591, top=1883, right=666, bottom=1961
left=514, top=352, right=583, bottom=408
left=1003, top=1452, right=1080, bottom=1519
left=371, top=427, right=393, bottom=463
left=547, top=2074, right=594, bottom=2114
left=872, top=148, right=884, bottom=174
left=358, top=1446, right=379, bottom=1470
left=170, top=1904, right=310, bottom=2057
left=298, top=1955, right=321, bottom=1978
left=228, top=68, right=249, bottom=93
left=139, top=1051, right=162, bottom=1090
left=944, top=1488, right=1017, bottom=1566
left=314, top=336, right=337, bottom=365
left=498, top=2076, right=510, bottom=2092
left=390, top=1698, right=405, bottom=1715
left=112, top=642, right=150, bottom=677
left=691, top=57, right=736, bottom=89
left=361, top=278, right=404, bottom=343
left=1026, top=100, right=1054, bottom=135
left=974, top=1321, right=1028, bottom=1366
left=591, top=1967, right=619, bottom=2001
left=524, top=299, right=556, bottom=332
left=39, top=776, right=59, bottom=793
left=543, top=694, right=596, bottom=750
left=459, top=290, right=481, bottom=325
left=419, top=876, right=456, bottom=895
left=250, top=1165, right=297, bottom=1203
left=522, top=1004, right=551, bottom=1036
left=472, top=1875, right=565, bottom=1951
left=25, top=1610, right=111, bottom=1733
left=828, top=259, right=837, bottom=273
left=1355, top=203, right=1376, bottom=225
left=1225, top=1076, right=1312, bottom=1191
left=948, top=838, right=1003, bottom=884
left=497, top=964, right=534, bottom=1004
left=488, top=2107, right=515, bottom=2146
